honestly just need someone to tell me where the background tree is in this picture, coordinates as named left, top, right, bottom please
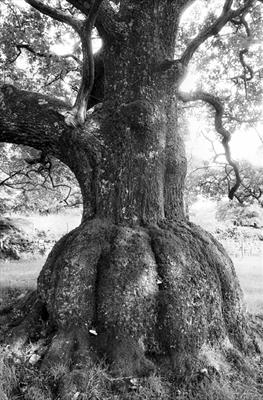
left=186, top=161, right=263, bottom=205
left=0, top=143, right=81, bottom=213
left=0, top=0, right=263, bottom=396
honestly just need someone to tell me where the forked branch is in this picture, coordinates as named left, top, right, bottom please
left=0, top=84, right=102, bottom=165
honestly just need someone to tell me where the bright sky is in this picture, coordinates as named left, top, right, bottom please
left=12, top=0, right=30, bottom=10
left=231, top=127, right=263, bottom=166
left=186, top=120, right=263, bottom=167
left=50, top=36, right=102, bottom=56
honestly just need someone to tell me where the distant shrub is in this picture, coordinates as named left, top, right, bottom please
left=216, top=201, right=263, bottom=227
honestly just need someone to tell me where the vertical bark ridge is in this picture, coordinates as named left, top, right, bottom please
left=38, top=220, right=114, bottom=329
left=85, top=0, right=187, bottom=225
left=148, top=221, right=253, bottom=363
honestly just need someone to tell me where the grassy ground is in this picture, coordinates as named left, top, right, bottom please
left=236, top=255, right=263, bottom=315
left=0, top=258, right=45, bottom=289
left=0, top=336, right=262, bottom=399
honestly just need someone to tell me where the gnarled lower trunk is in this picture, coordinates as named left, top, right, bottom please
left=35, top=216, right=254, bottom=379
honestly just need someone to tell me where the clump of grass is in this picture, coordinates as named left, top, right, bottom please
left=0, top=348, right=19, bottom=399
left=0, top=344, right=53, bottom=400
left=125, top=373, right=170, bottom=400
left=48, top=361, right=68, bottom=382
left=58, top=363, right=112, bottom=400
left=24, top=385, right=52, bottom=400
left=172, top=352, right=263, bottom=400
left=0, top=287, right=25, bottom=306
left=175, top=377, right=235, bottom=400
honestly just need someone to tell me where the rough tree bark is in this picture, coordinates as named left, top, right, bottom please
left=0, top=0, right=259, bottom=393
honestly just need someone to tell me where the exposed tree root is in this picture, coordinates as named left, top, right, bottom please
left=1, top=290, right=47, bottom=351
left=41, top=330, right=75, bottom=369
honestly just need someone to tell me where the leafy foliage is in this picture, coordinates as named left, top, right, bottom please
left=186, top=160, right=263, bottom=205
left=179, top=0, right=263, bottom=124
left=216, top=200, right=263, bottom=226
left=0, top=0, right=81, bottom=101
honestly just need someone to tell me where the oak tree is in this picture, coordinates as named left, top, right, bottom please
left=0, top=0, right=262, bottom=393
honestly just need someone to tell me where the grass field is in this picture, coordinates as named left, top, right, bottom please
left=0, top=257, right=45, bottom=290
left=234, top=253, right=263, bottom=314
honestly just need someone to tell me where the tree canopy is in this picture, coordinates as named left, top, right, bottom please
left=0, top=0, right=263, bottom=211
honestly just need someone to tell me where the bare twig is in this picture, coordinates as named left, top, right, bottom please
left=10, top=43, right=81, bottom=65
left=0, top=156, right=76, bottom=206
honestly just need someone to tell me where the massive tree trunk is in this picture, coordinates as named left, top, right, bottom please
left=0, top=0, right=258, bottom=392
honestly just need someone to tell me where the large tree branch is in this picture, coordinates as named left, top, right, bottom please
left=25, top=0, right=81, bottom=32
left=0, top=84, right=102, bottom=160
left=0, top=84, right=104, bottom=219
left=64, top=0, right=104, bottom=126
left=180, top=0, right=255, bottom=67
left=0, top=84, right=69, bottom=159
left=179, top=90, right=241, bottom=200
